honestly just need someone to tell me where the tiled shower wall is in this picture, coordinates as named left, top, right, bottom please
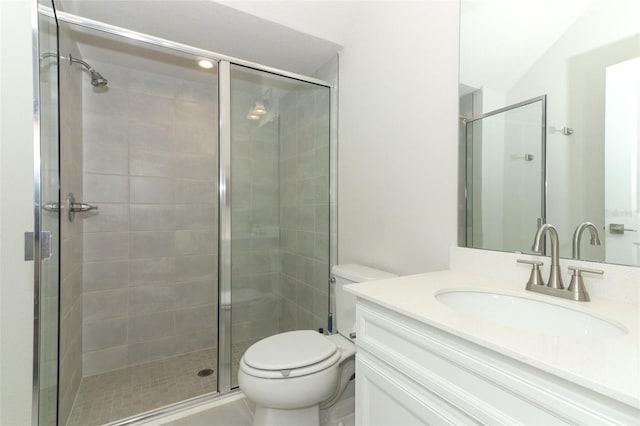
left=228, top=73, right=331, bottom=356
left=230, top=89, right=282, bottom=352
left=279, top=85, right=331, bottom=332
left=81, top=61, right=219, bottom=376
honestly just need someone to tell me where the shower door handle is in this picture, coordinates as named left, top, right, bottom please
left=66, top=193, right=98, bottom=222
left=68, top=202, right=98, bottom=222
left=42, top=202, right=61, bottom=212
left=69, top=202, right=98, bottom=213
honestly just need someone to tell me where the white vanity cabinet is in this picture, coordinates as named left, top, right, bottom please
left=354, top=299, right=640, bottom=425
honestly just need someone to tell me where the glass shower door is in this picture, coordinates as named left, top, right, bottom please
left=227, top=64, right=331, bottom=388
left=37, top=2, right=61, bottom=425
left=55, top=21, right=220, bottom=425
left=465, top=96, right=546, bottom=254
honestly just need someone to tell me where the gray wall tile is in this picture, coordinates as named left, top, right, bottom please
left=129, top=311, right=175, bottom=342
left=82, top=204, right=129, bottom=233
left=130, top=231, right=175, bottom=259
left=175, top=255, right=217, bottom=283
left=84, top=142, right=129, bottom=175
left=83, top=346, right=129, bottom=376
left=174, top=230, right=217, bottom=256
left=129, top=120, right=175, bottom=153
left=84, top=174, right=129, bottom=203
left=130, top=176, right=175, bottom=204
left=129, top=92, right=175, bottom=124
left=83, top=261, right=128, bottom=292
left=128, top=337, right=176, bottom=365
left=83, top=114, right=127, bottom=149
left=81, top=68, right=220, bottom=376
left=175, top=204, right=216, bottom=230
left=174, top=179, right=216, bottom=204
left=129, top=285, right=175, bottom=314
left=83, top=318, right=128, bottom=352
left=175, top=328, right=216, bottom=354
left=83, top=289, right=128, bottom=322
left=130, top=204, right=175, bottom=231
left=130, top=70, right=175, bottom=98
left=130, top=149, right=175, bottom=177
left=175, top=153, right=217, bottom=181
left=83, top=232, right=129, bottom=262
left=175, top=305, right=216, bottom=334
left=175, top=281, right=216, bottom=309
left=129, top=257, right=175, bottom=286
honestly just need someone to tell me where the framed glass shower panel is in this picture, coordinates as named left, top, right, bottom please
left=228, top=64, right=331, bottom=388
left=36, top=2, right=61, bottom=424
left=465, top=96, right=546, bottom=254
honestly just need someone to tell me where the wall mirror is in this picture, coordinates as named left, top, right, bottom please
left=459, top=0, right=640, bottom=267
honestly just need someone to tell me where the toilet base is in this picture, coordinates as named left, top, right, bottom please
left=253, top=405, right=319, bottom=426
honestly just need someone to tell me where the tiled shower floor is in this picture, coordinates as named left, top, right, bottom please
left=67, top=349, right=217, bottom=426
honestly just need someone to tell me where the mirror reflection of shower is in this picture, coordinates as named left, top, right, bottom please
left=40, top=52, right=108, bottom=87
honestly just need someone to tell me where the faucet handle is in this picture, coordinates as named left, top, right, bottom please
left=517, top=259, right=543, bottom=266
left=567, top=266, right=604, bottom=302
left=568, top=266, right=604, bottom=276
left=517, top=259, right=545, bottom=288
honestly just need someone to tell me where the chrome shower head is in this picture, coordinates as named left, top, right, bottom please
left=89, top=70, right=108, bottom=87
left=69, top=54, right=108, bottom=87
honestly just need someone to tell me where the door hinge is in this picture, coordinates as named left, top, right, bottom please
left=24, top=231, right=52, bottom=261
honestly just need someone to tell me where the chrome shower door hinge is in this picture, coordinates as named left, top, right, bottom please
left=24, top=231, right=53, bottom=261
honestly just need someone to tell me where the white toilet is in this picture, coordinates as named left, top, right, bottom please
left=238, top=264, right=397, bottom=426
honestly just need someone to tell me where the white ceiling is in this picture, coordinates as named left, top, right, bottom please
left=55, top=0, right=347, bottom=76
left=219, top=0, right=364, bottom=46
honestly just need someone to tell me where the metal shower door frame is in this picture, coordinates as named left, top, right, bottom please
left=217, top=60, right=233, bottom=393
left=463, top=95, right=547, bottom=251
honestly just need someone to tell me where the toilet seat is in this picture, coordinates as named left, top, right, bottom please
left=241, top=330, right=340, bottom=379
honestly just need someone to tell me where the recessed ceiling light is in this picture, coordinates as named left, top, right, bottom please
left=197, top=58, right=215, bottom=69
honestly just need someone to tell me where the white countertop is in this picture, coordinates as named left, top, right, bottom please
left=345, top=269, right=640, bottom=408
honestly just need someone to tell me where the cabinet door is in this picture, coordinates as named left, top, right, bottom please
left=356, top=353, right=478, bottom=426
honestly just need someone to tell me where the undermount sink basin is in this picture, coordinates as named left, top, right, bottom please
left=436, top=290, right=627, bottom=338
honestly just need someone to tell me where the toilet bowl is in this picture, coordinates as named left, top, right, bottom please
left=238, top=331, right=354, bottom=426
left=238, top=264, right=397, bottom=426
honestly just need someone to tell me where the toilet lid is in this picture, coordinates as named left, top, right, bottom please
left=243, top=330, right=338, bottom=371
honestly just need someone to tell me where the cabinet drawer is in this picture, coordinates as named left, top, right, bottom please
left=356, top=352, right=477, bottom=426
left=356, top=300, right=639, bottom=425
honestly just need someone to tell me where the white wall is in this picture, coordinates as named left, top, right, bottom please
left=337, top=1, right=459, bottom=275
left=0, top=1, right=36, bottom=425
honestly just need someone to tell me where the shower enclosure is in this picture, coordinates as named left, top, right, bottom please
left=463, top=96, right=546, bottom=253
left=33, top=2, right=335, bottom=425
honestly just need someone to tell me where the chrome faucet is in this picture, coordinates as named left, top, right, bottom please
left=518, top=223, right=604, bottom=301
left=531, top=224, right=563, bottom=289
left=572, top=222, right=601, bottom=260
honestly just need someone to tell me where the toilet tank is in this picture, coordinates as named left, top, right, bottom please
left=332, top=264, right=397, bottom=340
